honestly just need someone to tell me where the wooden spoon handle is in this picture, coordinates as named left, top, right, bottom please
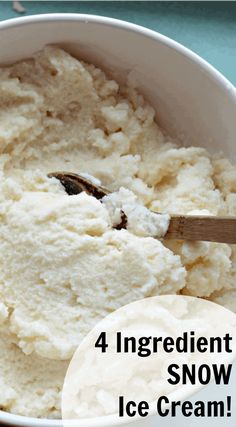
left=166, top=215, right=236, bottom=244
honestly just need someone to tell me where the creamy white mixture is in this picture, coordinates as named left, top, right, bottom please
left=0, top=47, right=235, bottom=418
left=102, top=187, right=170, bottom=237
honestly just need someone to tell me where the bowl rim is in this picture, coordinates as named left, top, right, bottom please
left=0, top=12, right=236, bottom=427
left=1, top=12, right=236, bottom=99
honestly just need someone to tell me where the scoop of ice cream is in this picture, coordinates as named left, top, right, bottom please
left=0, top=46, right=235, bottom=418
left=102, top=187, right=170, bottom=238
left=0, top=190, right=185, bottom=361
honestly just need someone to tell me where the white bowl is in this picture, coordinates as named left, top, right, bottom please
left=0, top=13, right=236, bottom=427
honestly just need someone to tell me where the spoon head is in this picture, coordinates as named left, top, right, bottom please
left=48, top=172, right=109, bottom=199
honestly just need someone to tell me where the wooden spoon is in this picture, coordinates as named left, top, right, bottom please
left=48, top=172, right=236, bottom=244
